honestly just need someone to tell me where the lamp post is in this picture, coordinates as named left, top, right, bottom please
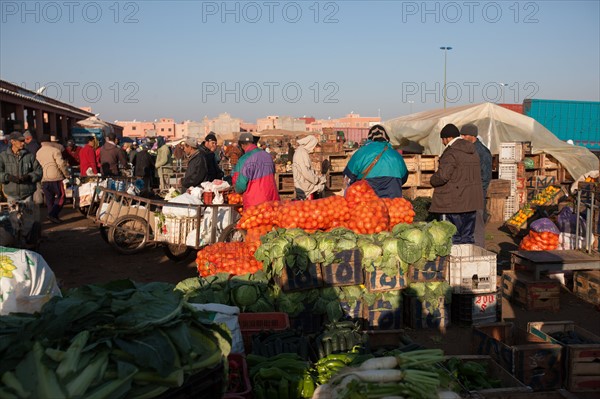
left=499, top=82, right=508, bottom=103
left=408, top=101, right=414, bottom=114
left=440, top=46, right=452, bottom=109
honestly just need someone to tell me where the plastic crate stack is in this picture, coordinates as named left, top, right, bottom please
left=448, top=244, right=502, bottom=326
left=498, top=142, right=528, bottom=221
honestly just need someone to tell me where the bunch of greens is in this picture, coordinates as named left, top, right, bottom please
left=0, top=280, right=231, bottom=399
left=405, top=281, right=452, bottom=311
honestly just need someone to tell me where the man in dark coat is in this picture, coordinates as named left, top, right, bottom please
left=199, top=133, right=224, bottom=182
left=132, top=144, right=155, bottom=194
left=99, top=133, right=128, bottom=176
left=180, top=137, right=208, bottom=192
left=460, top=124, right=492, bottom=247
left=429, top=124, right=484, bottom=244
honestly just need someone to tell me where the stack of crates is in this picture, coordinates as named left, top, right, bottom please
left=448, top=244, right=501, bottom=326
left=498, top=142, right=528, bottom=221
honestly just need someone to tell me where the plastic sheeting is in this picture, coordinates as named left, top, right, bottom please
left=383, top=103, right=599, bottom=184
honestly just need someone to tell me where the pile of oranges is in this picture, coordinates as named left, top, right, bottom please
left=196, top=242, right=263, bottom=277
left=519, top=230, right=559, bottom=251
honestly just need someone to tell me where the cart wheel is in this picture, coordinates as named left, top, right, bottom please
left=108, top=215, right=148, bottom=255
left=163, top=244, right=193, bottom=262
left=99, top=225, right=109, bottom=243
left=219, top=224, right=246, bottom=243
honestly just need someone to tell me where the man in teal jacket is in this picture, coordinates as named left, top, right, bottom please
left=343, top=125, right=408, bottom=198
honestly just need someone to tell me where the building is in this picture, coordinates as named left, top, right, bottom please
left=256, top=115, right=307, bottom=132
left=0, top=79, right=124, bottom=142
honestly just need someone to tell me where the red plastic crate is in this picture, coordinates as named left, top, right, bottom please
left=238, top=312, right=290, bottom=353
left=224, top=354, right=251, bottom=399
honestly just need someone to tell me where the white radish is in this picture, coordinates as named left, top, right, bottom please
left=312, top=383, right=333, bottom=399
left=350, top=369, right=405, bottom=382
left=333, top=374, right=360, bottom=397
left=359, top=356, right=399, bottom=370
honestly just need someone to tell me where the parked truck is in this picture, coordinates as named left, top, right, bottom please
left=523, top=99, right=600, bottom=151
left=71, top=127, right=106, bottom=147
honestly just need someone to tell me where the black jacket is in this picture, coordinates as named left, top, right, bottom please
left=132, top=149, right=155, bottom=178
left=200, top=144, right=224, bottom=182
left=181, top=150, right=208, bottom=191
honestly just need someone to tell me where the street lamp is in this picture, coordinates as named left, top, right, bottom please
left=499, top=83, right=508, bottom=103
left=440, top=46, right=452, bottom=109
left=408, top=101, right=414, bottom=114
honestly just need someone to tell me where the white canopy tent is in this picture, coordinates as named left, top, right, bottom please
left=383, top=102, right=599, bottom=185
left=75, top=116, right=114, bottom=134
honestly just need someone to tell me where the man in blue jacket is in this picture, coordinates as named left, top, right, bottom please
left=343, top=125, right=408, bottom=198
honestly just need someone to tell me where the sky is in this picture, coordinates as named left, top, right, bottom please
left=1, top=0, right=599, bottom=123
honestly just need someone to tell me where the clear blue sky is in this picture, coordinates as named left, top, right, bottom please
left=1, top=0, right=599, bottom=123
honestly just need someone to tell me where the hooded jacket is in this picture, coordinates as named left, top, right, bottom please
left=181, top=149, right=208, bottom=191
left=292, top=136, right=323, bottom=196
left=0, top=148, right=43, bottom=200
left=344, top=140, right=408, bottom=198
left=99, top=141, right=127, bottom=176
left=36, top=142, right=70, bottom=182
left=429, top=138, right=484, bottom=213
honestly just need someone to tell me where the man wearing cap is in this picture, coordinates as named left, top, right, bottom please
left=429, top=123, right=484, bottom=244
left=460, top=123, right=492, bottom=247
left=200, top=133, right=224, bottom=182
left=36, top=137, right=71, bottom=224
left=0, top=132, right=43, bottom=245
left=24, top=131, right=41, bottom=157
left=293, top=135, right=325, bottom=200
left=233, top=132, right=279, bottom=208
left=155, top=137, right=172, bottom=190
left=343, top=125, right=408, bottom=198
left=180, top=137, right=208, bottom=192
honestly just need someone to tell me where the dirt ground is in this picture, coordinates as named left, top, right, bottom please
left=36, top=204, right=600, bottom=396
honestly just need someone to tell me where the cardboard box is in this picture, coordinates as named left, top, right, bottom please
left=275, top=262, right=322, bottom=292
left=472, top=322, right=563, bottom=391
left=403, top=292, right=450, bottom=331
left=573, top=270, right=600, bottom=306
left=528, top=321, right=600, bottom=392
left=364, top=296, right=403, bottom=330
left=364, top=264, right=407, bottom=292
left=408, top=256, right=448, bottom=282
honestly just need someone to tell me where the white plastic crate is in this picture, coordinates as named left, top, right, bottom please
left=498, top=164, right=518, bottom=181
left=448, top=244, right=497, bottom=294
left=499, top=142, right=524, bottom=163
left=154, top=216, right=197, bottom=245
left=503, top=195, right=519, bottom=221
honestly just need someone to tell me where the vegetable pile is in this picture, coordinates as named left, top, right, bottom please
left=0, top=280, right=231, bottom=399
left=195, top=241, right=263, bottom=277
left=444, top=357, right=501, bottom=391
left=247, top=353, right=314, bottom=399
left=519, top=230, right=559, bottom=251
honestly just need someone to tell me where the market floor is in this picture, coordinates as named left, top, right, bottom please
left=37, top=205, right=600, bottom=390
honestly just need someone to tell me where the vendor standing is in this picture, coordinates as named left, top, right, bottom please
left=180, top=137, right=208, bottom=192
left=292, top=135, right=325, bottom=200
left=343, top=125, right=408, bottom=198
left=233, top=133, right=279, bottom=208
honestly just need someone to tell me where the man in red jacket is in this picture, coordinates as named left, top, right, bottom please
left=79, top=136, right=98, bottom=176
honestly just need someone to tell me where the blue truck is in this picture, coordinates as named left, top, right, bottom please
left=71, top=127, right=106, bottom=147
left=523, top=99, right=600, bottom=151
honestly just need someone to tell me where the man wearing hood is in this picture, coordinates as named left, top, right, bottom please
left=429, top=124, right=484, bottom=244
left=343, top=125, right=408, bottom=198
left=155, top=137, right=172, bottom=190
left=292, top=135, right=325, bottom=200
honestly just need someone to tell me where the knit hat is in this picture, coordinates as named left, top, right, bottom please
left=368, top=125, right=390, bottom=142
left=184, top=137, right=198, bottom=148
left=238, top=133, right=254, bottom=143
left=440, top=123, right=460, bottom=138
left=460, top=124, right=478, bottom=137
left=205, top=133, right=217, bottom=142
left=23, top=131, right=33, bottom=139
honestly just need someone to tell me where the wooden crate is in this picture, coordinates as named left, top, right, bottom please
left=403, top=292, right=450, bottom=332
left=277, top=173, right=294, bottom=190
left=419, top=155, right=439, bottom=171
left=321, top=249, right=364, bottom=287
left=502, top=270, right=560, bottom=312
left=487, top=179, right=512, bottom=198
left=573, top=270, right=600, bottom=306
left=340, top=300, right=364, bottom=321
left=441, top=355, right=531, bottom=398
left=402, top=171, right=420, bottom=187
left=407, top=256, right=448, bottom=282
left=364, top=297, right=403, bottom=330
left=413, top=187, right=434, bottom=198
left=275, top=262, right=322, bottom=292
left=487, top=198, right=506, bottom=223
left=451, top=290, right=501, bottom=326
left=528, top=321, right=600, bottom=392
left=472, top=322, right=563, bottom=391
left=328, top=154, right=349, bottom=172
left=543, top=154, right=560, bottom=169
left=403, top=155, right=419, bottom=172
left=420, top=172, right=433, bottom=188
left=326, top=172, right=344, bottom=190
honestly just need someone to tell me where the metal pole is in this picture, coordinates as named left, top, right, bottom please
left=443, top=49, right=447, bottom=109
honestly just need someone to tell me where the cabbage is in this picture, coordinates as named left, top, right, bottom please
left=336, top=238, right=357, bottom=250
left=382, top=237, right=400, bottom=257
left=425, top=221, right=456, bottom=256
left=317, top=235, right=337, bottom=255
left=293, top=234, right=317, bottom=251
left=231, top=285, right=260, bottom=308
